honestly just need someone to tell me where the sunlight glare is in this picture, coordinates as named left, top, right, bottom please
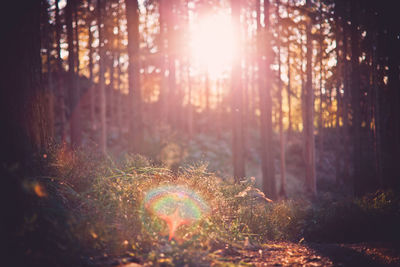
left=191, top=13, right=236, bottom=78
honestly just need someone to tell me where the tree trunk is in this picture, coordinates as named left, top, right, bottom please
left=55, top=0, right=67, bottom=143
left=66, top=0, right=82, bottom=148
left=334, top=4, right=342, bottom=185
left=87, top=0, right=96, bottom=132
left=231, top=0, right=246, bottom=181
left=350, top=0, right=362, bottom=195
left=386, top=11, right=400, bottom=189
left=286, top=41, right=292, bottom=139
left=0, top=0, right=49, bottom=164
left=109, top=53, right=115, bottom=128
left=43, top=0, right=55, bottom=140
left=166, top=1, right=177, bottom=126
left=318, top=22, right=324, bottom=159
left=116, top=51, right=123, bottom=136
left=158, top=0, right=169, bottom=123
left=341, top=6, right=350, bottom=182
left=126, top=0, right=144, bottom=152
left=97, top=0, right=107, bottom=153
left=304, top=0, right=316, bottom=196
left=258, top=0, right=276, bottom=199
left=1, top=2, right=49, bottom=262
left=276, top=0, right=286, bottom=199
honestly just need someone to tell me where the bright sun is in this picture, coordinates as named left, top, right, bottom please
left=191, top=13, right=236, bottom=78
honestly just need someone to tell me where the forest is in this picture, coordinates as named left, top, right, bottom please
left=2, top=0, right=400, bottom=266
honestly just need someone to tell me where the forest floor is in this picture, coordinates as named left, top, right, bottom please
left=89, top=241, right=400, bottom=266
left=10, top=132, right=399, bottom=267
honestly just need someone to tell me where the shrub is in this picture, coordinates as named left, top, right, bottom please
left=18, top=148, right=400, bottom=265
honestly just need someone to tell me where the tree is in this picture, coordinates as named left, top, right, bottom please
left=87, top=0, right=96, bottom=132
left=385, top=3, right=400, bottom=189
left=258, top=0, right=276, bottom=199
left=66, top=0, right=82, bottom=147
left=165, top=0, right=179, bottom=126
left=304, top=0, right=316, bottom=196
left=97, top=0, right=107, bottom=153
left=42, top=0, right=55, bottom=141
left=350, top=0, right=362, bottom=195
left=126, top=0, right=144, bottom=152
left=231, top=0, right=246, bottom=181
left=333, top=0, right=343, bottom=185
left=0, top=0, right=49, bottom=164
left=55, top=0, right=68, bottom=142
left=276, top=0, right=287, bottom=198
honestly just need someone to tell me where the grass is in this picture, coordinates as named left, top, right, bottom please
left=9, top=146, right=400, bottom=266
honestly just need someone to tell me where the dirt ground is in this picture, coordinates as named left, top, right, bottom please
left=91, top=241, right=400, bottom=267
left=219, top=242, right=400, bottom=267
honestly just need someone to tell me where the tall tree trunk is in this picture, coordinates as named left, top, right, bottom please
left=258, top=0, right=276, bottom=199
left=109, top=53, right=115, bottom=128
left=73, top=0, right=82, bottom=137
left=126, top=0, right=144, bottom=152
left=116, top=3, right=123, bottom=136
left=318, top=33, right=324, bottom=159
left=341, top=6, right=350, bottom=183
left=1, top=2, right=49, bottom=262
left=74, top=2, right=80, bottom=74
left=334, top=5, right=342, bottom=185
left=231, top=0, right=246, bottom=181
left=116, top=51, right=123, bottom=136
left=276, top=0, right=286, bottom=199
left=166, top=1, right=177, bottom=126
left=0, top=0, right=48, bottom=164
left=185, top=0, right=193, bottom=138
left=97, top=0, right=107, bottom=153
left=87, top=0, right=96, bottom=132
left=350, top=0, right=362, bottom=195
left=55, top=0, right=67, bottom=142
left=301, top=28, right=306, bottom=140
left=386, top=10, right=400, bottom=189
left=304, top=0, right=316, bottom=196
left=66, top=0, right=82, bottom=147
left=371, top=30, right=382, bottom=187
left=286, top=41, right=292, bottom=139
left=183, top=0, right=193, bottom=138
left=158, top=0, right=169, bottom=123
left=43, top=0, right=55, bottom=140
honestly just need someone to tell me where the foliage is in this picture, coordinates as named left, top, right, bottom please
left=304, top=191, right=400, bottom=243
left=16, top=148, right=400, bottom=266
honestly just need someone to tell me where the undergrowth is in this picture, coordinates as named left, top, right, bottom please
left=13, top=147, right=400, bottom=266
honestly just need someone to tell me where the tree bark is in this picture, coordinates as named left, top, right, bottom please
left=304, top=0, right=316, bottom=196
left=55, top=0, right=67, bottom=143
left=350, top=0, right=362, bottom=195
left=1, top=2, right=49, bottom=262
left=166, top=0, right=178, bottom=126
left=87, top=0, right=96, bottom=132
left=97, top=0, right=107, bottom=153
left=66, top=0, right=82, bottom=147
left=341, top=4, right=350, bottom=182
left=43, top=0, right=55, bottom=140
left=0, top=0, right=48, bottom=164
left=258, top=0, right=276, bottom=199
left=386, top=9, right=400, bottom=189
left=276, top=0, right=286, bottom=199
left=334, top=3, right=342, bottom=185
left=231, top=0, right=246, bottom=181
left=126, top=0, right=144, bottom=152
left=286, top=41, right=292, bottom=139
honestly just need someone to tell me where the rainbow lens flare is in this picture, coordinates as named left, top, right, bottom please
left=143, top=185, right=210, bottom=241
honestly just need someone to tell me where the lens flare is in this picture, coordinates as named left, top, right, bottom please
left=143, top=185, right=210, bottom=241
